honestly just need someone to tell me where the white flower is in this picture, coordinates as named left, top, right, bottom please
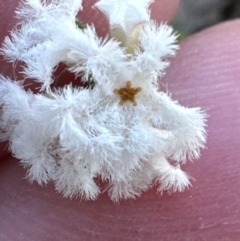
left=95, top=0, right=153, bottom=35
left=0, top=0, right=207, bottom=202
left=95, top=0, right=153, bottom=53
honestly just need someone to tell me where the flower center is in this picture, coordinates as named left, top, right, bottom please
left=114, top=81, right=142, bottom=106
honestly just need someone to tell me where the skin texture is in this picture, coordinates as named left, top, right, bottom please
left=1, top=0, right=240, bottom=240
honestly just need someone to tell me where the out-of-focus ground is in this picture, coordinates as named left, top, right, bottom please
left=172, top=0, right=240, bottom=36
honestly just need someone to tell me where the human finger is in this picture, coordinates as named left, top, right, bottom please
left=0, top=20, right=240, bottom=240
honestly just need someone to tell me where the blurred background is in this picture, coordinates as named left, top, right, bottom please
left=172, top=0, right=240, bottom=36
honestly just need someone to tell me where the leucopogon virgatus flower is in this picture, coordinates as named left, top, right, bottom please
left=0, top=0, right=207, bottom=202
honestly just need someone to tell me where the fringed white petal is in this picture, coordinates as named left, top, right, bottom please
left=1, top=0, right=84, bottom=89
left=53, top=156, right=100, bottom=200
left=152, top=92, right=207, bottom=162
left=132, top=22, right=178, bottom=81
left=0, top=77, right=34, bottom=140
left=107, top=160, right=154, bottom=202
left=153, top=156, right=191, bottom=193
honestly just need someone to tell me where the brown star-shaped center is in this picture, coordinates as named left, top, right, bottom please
left=114, top=81, right=142, bottom=106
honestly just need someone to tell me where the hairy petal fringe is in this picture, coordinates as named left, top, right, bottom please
left=153, top=156, right=191, bottom=193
